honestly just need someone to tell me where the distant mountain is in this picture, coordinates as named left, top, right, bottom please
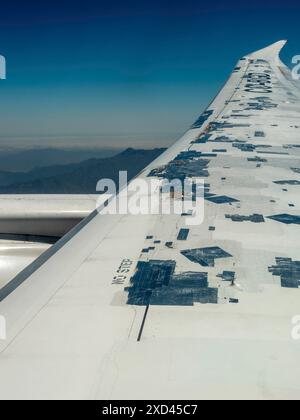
left=0, top=147, right=121, bottom=172
left=0, top=163, right=80, bottom=187
left=0, top=158, right=101, bottom=187
left=0, top=148, right=166, bottom=194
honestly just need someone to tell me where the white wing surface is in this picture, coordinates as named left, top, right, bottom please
left=0, top=41, right=300, bottom=400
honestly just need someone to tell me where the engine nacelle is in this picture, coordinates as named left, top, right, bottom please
left=0, top=239, right=51, bottom=289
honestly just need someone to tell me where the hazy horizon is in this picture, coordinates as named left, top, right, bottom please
left=0, top=132, right=177, bottom=152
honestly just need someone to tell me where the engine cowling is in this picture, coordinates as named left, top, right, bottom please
left=0, top=194, right=107, bottom=289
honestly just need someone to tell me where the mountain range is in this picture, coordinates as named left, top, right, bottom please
left=0, top=148, right=166, bottom=194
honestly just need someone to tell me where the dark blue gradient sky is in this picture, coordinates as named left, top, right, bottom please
left=0, top=0, right=299, bottom=150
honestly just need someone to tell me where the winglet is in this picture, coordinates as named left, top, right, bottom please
left=245, top=40, right=287, bottom=63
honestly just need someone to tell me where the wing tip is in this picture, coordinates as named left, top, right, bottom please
left=244, top=40, right=288, bottom=62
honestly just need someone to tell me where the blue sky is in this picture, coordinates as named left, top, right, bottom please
left=0, top=0, right=299, bottom=150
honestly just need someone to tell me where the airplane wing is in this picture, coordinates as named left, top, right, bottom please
left=0, top=41, right=300, bottom=400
